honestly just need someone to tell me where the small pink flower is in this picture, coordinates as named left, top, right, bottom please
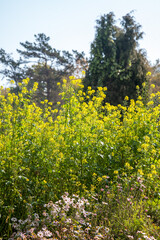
left=127, top=235, right=134, bottom=239
left=37, top=231, right=43, bottom=238
left=101, top=188, right=104, bottom=191
left=105, top=185, right=109, bottom=188
left=131, top=187, right=134, bottom=191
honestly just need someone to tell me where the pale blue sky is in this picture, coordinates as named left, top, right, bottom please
left=0, top=0, right=160, bottom=67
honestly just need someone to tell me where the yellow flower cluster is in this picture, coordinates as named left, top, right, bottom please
left=0, top=76, right=160, bottom=219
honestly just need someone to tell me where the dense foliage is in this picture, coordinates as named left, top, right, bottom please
left=84, top=12, right=150, bottom=105
left=0, top=78, right=159, bottom=239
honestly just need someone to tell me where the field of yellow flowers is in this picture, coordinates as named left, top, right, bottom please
left=0, top=77, right=160, bottom=239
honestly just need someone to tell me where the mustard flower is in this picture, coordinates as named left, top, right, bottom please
left=146, top=71, right=151, bottom=76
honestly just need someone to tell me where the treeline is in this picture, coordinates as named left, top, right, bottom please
left=0, top=11, right=160, bottom=106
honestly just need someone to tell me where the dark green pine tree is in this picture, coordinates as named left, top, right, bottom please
left=17, top=33, right=74, bottom=104
left=84, top=12, right=149, bottom=105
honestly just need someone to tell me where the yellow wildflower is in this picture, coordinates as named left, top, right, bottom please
left=63, top=79, right=67, bottom=83
left=146, top=71, right=151, bottom=76
left=97, top=177, right=102, bottom=182
left=124, top=96, right=129, bottom=101
left=10, top=80, right=15, bottom=84
left=92, top=173, right=97, bottom=177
